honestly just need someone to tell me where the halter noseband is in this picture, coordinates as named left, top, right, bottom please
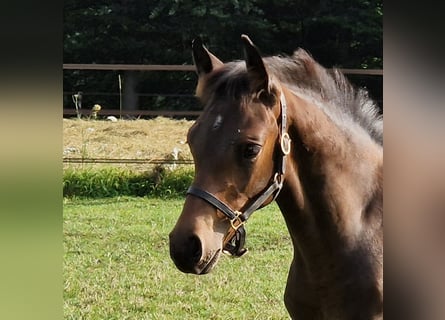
left=186, top=92, right=290, bottom=257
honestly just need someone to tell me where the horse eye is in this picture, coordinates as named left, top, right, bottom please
left=243, top=144, right=261, bottom=159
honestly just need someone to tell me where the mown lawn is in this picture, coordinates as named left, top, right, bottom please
left=63, top=197, right=293, bottom=319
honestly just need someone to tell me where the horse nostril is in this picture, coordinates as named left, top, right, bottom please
left=169, top=233, right=203, bottom=273
left=189, top=235, right=202, bottom=263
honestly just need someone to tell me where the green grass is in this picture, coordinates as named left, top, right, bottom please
left=63, top=167, right=194, bottom=198
left=64, top=197, right=292, bottom=319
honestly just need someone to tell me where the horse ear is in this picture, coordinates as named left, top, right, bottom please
left=241, top=34, right=276, bottom=105
left=192, top=37, right=223, bottom=76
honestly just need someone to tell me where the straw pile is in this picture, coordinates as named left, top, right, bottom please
left=63, top=117, right=194, bottom=162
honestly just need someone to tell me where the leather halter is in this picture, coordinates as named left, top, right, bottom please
left=186, top=92, right=291, bottom=257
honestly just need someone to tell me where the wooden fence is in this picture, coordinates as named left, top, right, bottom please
left=63, top=64, right=383, bottom=118
left=63, top=63, right=383, bottom=75
left=63, top=157, right=194, bottom=165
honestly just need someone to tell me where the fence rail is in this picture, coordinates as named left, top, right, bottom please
left=64, top=64, right=382, bottom=118
left=62, top=109, right=202, bottom=118
left=63, top=157, right=194, bottom=165
left=63, top=63, right=383, bottom=75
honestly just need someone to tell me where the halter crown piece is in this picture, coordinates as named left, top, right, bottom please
left=186, top=92, right=290, bottom=257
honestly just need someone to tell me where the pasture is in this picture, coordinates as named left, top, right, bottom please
left=63, top=197, right=292, bottom=319
left=63, top=118, right=292, bottom=319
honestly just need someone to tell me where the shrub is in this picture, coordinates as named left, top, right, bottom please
left=63, top=166, right=194, bottom=198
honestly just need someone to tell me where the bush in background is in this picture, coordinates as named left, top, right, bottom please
left=63, top=166, right=194, bottom=198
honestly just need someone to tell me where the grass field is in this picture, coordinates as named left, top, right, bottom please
left=63, top=118, right=293, bottom=318
left=64, top=197, right=293, bottom=319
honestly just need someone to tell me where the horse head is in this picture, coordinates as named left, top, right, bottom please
left=169, top=35, right=288, bottom=274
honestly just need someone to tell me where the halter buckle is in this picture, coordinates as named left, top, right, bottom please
left=230, top=211, right=245, bottom=231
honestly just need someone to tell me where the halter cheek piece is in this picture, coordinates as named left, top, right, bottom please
left=186, top=92, right=290, bottom=257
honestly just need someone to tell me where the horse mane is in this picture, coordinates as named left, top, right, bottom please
left=265, top=49, right=383, bottom=145
left=205, top=48, right=383, bottom=145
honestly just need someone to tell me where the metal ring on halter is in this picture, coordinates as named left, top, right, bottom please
left=281, top=132, right=291, bottom=155
left=229, top=211, right=245, bottom=231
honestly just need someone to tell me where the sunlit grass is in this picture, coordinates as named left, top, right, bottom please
left=63, top=197, right=292, bottom=319
left=63, top=166, right=194, bottom=198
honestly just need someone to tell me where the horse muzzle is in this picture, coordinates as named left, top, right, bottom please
left=169, top=229, right=224, bottom=275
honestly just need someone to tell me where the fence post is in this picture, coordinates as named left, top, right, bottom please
left=72, top=91, right=83, bottom=119
left=118, top=74, right=122, bottom=120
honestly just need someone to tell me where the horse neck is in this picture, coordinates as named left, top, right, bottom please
left=274, top=88, right=383, bottom=318
left=276, top=88, right=383, bottom=249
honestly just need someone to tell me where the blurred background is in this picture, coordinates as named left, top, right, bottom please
left=63, top=0, right=383, bottom=118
